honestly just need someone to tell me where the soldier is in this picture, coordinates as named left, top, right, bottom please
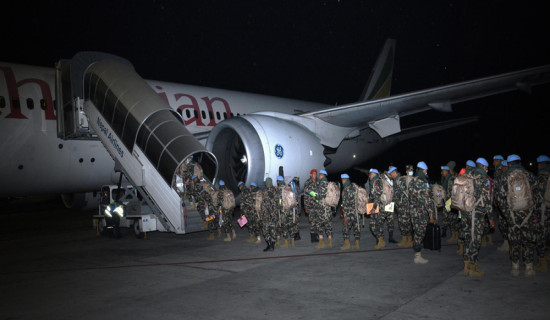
left=290, top=177, right=301, bottom=242
left=239, top=181, right=255, bottom=243
left=197, top=189, right=217, bottom=240
left=494, top=160, right=510, bottom=252
left=304, top=169, right=319, bottom=243
left=249, top=182, right=262, bottom=244
left=410, top=161, right=435, bottom=264
left=191, top=175, right=208, bottom=230
left=382, top=167, right=398, bottom=243
left=445, top=161, right=460, bottom=244
left=496, top=154, right=538, bottom=277
left=315, top=170, right=333, bottom=248
left=493, top=156, right=510, bottom=252
left=394, top=165, right=414, bottom=248
left=217, top=180, right=236, bottom=242
left=534, top=155, right=550, bottom=271
left=340, top=173, right=361, bottom=250
left=456, top=160, right=477, bottom=255
left=461, top=158, right=494, bottom=277
left=276, top=176, right=293, bottom=248
left=440, top=165, right=451, bottom=237
left=261, top=177, right=278, bottom=251
left=368, top=168, right=386, bottom=249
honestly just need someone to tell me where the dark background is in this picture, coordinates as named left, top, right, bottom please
left=3, top=1, right=550, bottom=183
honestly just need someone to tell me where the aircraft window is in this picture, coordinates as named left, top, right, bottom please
left=26, top=98, right=34, bottom=110
left=0, top=96, right=6, bottom=108
left=216, top=111, right=221, bottom=120
left=12, top=98, right=20, bottom=109
left=40, top=99, right=47, bottom=110
left=237, top=113, right=240, bottom=116
left=223, top=112, right=227, bottom=119
left=209, top=111, right=213, bottom=119
left=194, top=109, right=198, bottom=119
left=185, top=109, right=191, bottom=118
left=201, top=110, right=206, bottom=119
left=230, top=112, right=234, bottom=118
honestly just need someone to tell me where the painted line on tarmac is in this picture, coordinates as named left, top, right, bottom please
left=6, top=242, right=465, bottom=275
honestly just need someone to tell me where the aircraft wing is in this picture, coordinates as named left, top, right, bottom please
left=301, top=65, right=550, bottom=137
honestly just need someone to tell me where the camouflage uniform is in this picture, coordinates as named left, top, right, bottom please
left=242, top=185, right=261, bottom=238
left=197, top=191, right=217, bottom=234
left=316, top=176, right=333, bottom=238
left=494, top=164, right=538, bottom=265
left=535, top=166, right=550, bottom=259
left=410, top=170, right=433, bottom=253
left=304, top=177, right=319, bottom=237
left=394, top=174, right=413, bottom=238
left=261, top=179, right=278, bottom=245
left=493, top=165, right=510, bottom=244
left=289, top=179, right=301, bottom=238
left=368, top=174, right=384, bottom=239
left=445, top=172, right=461, bottom=237
left=342, top=180, right=360, bottom=240
left=217, top=186, right=235, bottom=235
left=461, top=167, right=493, bottom=265
left=440, top=173, right=452, bottom=230
left=192, top=178, right=206, bottom=220
left=276, top=180, right=294, bottom=240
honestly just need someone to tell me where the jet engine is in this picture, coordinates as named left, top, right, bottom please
left=205, top=115, right=325, bottom=192
left=61, top=192, right=100, bottom=210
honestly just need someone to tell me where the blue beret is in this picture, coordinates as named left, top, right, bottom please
left=417, top=161, right=428, bottom=170
left=277, top=176, right=284, bottom=181
left=502, top=160, right=508, bottom=167
left=476, top=157, right=489, bottom=167
left=237, top=181, right=244, bottom=186
left=219, top=180, right=225, bottom=186
left=493, top=155, right=504, bottom=160
left=537, top=155, right=550, bottom=163
left=466, top=160, right=476, bottom=167
left=388, top=166, right=397, bottom=174
left=441, top=166, right=450, bottom=171
left=192, top=175, right=198, bottom=179
left=200, top=189, right=206, bottom=194
left=250, top=182, right=257, bottom=187
left=507, top=154, right=521, bottom=162
left=369, top=168, right=379, bottom=174
left=319, top=170, right=328, bottom=175
left=341, top=173, right=350, bottom=179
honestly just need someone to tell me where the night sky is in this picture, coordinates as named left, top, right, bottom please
left=3, top=1, right=550, bottom=182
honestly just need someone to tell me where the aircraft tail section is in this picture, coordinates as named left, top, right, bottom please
left=359, top=38, right=396, bottom=101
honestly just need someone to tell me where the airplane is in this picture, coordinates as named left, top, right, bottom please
left=1, top=39, right=550, bottom=211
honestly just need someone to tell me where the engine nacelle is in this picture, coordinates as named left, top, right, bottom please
left=205, top=115, right=325, bottom=192
left=61, top=192, right=100, bottom=210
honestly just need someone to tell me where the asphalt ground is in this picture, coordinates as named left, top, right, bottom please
left=1, top=196, right=549, bottom=320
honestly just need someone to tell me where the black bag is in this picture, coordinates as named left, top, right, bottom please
left=423, top=223, right=441, bottom=251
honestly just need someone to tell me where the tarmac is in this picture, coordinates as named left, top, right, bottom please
left=1, top=196, right=549, bottom=320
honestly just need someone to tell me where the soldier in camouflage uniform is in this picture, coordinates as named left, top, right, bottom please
left=455, top=160, right=477, bottom=255
left=368, top=168, right=386, bottom=249
left=461, top=158, right=494, bottom=277
left=394, top=165, right=414, bottom=248
left=217, top=180, right=236, bottom=242
left=290, top=177, right=301, bottom=242
left=261, top=177, right=278, bottom=251
left=315, top=170, right=333, bottom=248
left=534, top=155, right=550, bottom=271
left=197, top=189, right=217, bottom=240
left=276, top=176, right=293, bottom=248
left=440, top=165, right=451, bottom=237
left=492, top=155, right=510, bottom=252
left=304, top=169, right=319, bottom=243
left=410, top=161, right=434, bottom=264
left=444, top=161, right=461, bottom=244
left=240, top=181, right=261, bottom=244
left=494, top=154, right=538, bottom=277
left=190, top=175, right=208, bottom=230
left=340, top=173, right=361, bottom=250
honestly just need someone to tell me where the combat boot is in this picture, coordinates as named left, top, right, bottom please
left=201, top=221, right=208, bottom=230
left=232, top=229, right=237, bottom=240
left=525, top=263, right=536, bottom=277
left=315, top=236, right=325, bottom=249
left=468, top=263, right=485, bottom=277
left=280, top=238, right=289, bottom=248
left=404, top=236, right=413, bottom=248
left=374, top=237, right=386, bottom=250
left=486, top=234, right=493, bottom=246
left=290, top=238, right=295, bottom=247
left=207, top=233, right=214, bottom=241
left=396, top=236, right=407, bottom=247
left=340, top=239, right=351, bottom=250
left=352, top=239, right=360, bottom=249
left=414, top=252, right=429, bottom=264
left=275, top=236, right=280, bottom=247
left=263, top=240, right=274, bottom=252
left=294, top=232, right=301, bottom=241
left=463, top=260, right=470, bottom=275
left=217, top=229, right=222, bottom=238
left=224, top=233, right=232, bottom=242
left=246, top=234, right=255, bottom=243
left=327, top=236, right=333, bottom=248
left=388, top=231, right=398, bottom=244
left=497, top=240, right=509, bottom=252
left=481, top=235, right=488, bottom=247
left=310, top=233, right=319, bottom=243
left=456, top=242, right=464, bottom=255
left=447, top=231, right=458, bottom=243
left=511, top=262, right=520, bottom=277
left=534, top=257, right=548, bottom=272
left=255, top=236, right=261, bottom=244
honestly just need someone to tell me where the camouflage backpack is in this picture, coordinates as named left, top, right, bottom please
left=325, top=181, right=341, bottom=207
left=254, top=189, right=264, bottom=212
left=451, top=173, right=475, bottom=212
left=380, top=176, right=394, bottom=206
left=507, top=170, right=533, bottom=211
left=193, top=163, right=203, bottom=179
left=432, top=184, right=446, bottom=208
left=281, top=185, right=298, bottom=210
left=353, top=183, right=368, bottom=214
left=200, top=181, right=218, bottom=206
left=220, top=189, right=236, bottom=210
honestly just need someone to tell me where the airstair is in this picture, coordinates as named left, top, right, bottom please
left=55, top=52, right=218, bottom=234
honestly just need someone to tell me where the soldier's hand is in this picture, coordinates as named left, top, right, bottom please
left=343, top=217, right=348, bottom=225
left=489, top=219, right=495, bottom=228
left=429, top=216, right=435, bottom=224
